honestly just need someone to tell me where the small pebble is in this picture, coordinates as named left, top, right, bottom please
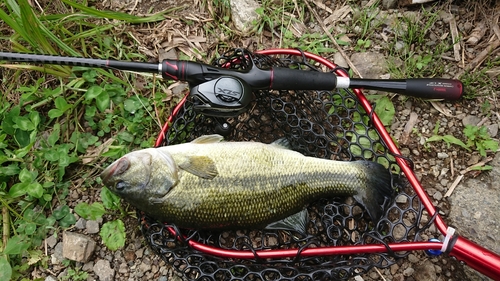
left=396, top=195, right=408, bottom=204
left=119, top=263, right=129, bottom=274
left=135, top=248, right=145, bottom=259
left=437, top=152, right=449, bottom=159
left=75, top=218, right=86, bottom=230
left=86, top=220, right=100, bottom=234
left=45, top=235, right=58, bottom=248
left=403, top=267, right=415, bottom=276
left=408, top=254, right=419, bottom=263
left=433, top=191, right=443, bottom=201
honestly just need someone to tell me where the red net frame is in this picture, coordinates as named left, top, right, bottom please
left=148, top=48, right=500, bottom=280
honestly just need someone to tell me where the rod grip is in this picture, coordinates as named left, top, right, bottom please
left=271, top=67, right=337, bottom=90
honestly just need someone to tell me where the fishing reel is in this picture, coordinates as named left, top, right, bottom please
left=189, top=76, right=254, bottom=117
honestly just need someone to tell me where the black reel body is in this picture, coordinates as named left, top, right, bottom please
left=190, top=76, right=253, bottom=117
left=140, top=49, right=426, bottom=280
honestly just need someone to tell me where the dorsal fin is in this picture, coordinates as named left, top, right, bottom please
left=191, top=134, right=224, bottom=144
left=271, top=137, right=292, bottom=149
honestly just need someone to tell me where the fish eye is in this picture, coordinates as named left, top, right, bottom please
left=116, top=181, right=126, bottom=190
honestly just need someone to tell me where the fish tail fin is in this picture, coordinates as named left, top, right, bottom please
left=353, top=161, right=394, bottom=223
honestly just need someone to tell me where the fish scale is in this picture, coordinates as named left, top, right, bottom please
left=101, top=135, right=393, bottom=230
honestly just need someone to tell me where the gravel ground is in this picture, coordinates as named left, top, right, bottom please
left=28, top=0, right=500, bottom=280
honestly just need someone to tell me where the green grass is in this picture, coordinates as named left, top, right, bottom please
left=386, top=7, right=450, bottom=79
left=0, top=0, right=176, bottom=279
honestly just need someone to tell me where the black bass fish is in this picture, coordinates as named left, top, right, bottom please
left=100, top=135, right=393, bottom=231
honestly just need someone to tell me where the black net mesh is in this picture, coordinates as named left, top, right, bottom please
left=139, top=48, right=426, bottom=280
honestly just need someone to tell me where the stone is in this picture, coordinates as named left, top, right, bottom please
left=448, top=152, right=500, bottom=280
left=229, top=0, right=260, bottom=33
left=51, top=242, right=64, bottom=264
left=390, top=263, right=399, bottom=275
left=408, top=253, right=419, bottom=263
left=333, top=52, right=349, bottom=69
left=462, top=115, right=481, bottom=127
left=57, top=268, right=68, bottom=280
left=45, top=235, right=57, bottom=248
left=403, top=267, right=414, bottom=276
left=350, top=52, right=388, bottom=79
left=82, top=261, right=94, bottom=272
left=382, top=0, right=398, bottom=9
left=396, top=194, right=408, bottom=204
left=86, top=220, right=100, bottom=234
left=437, top=152, right=449, bottom=159
left=75, top=218, right=86, bottom=230
left=413, top=260, right=437, bottom=280
left=124, top=250, right=135, bottom=262
left=135, top=247, right=145, bottom=259
left=433, top=191, right=443, bottom=201
left=119, top=262, right=129, bottom=274
left=93, top=259, right=115, bottom=281
left=45, top=276, right=57, bottom=281
left=62, top=231, right=96, bottom=262
left=138, top=257, right=152, bottom=273
left=487, top=123, right=498, bottom=138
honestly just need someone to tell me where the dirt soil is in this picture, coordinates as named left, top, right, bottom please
left=28, top=0, right=500, bottom=280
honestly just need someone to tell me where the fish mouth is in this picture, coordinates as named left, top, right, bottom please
left=100, top=157, right=130, bottom=188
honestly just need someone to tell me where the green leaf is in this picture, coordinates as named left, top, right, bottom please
left=74, top=202, right=105, bottom=220
left=54, top=97, right=71, bottom=111
left=85, top=85, right=103, bottom=100
left=96, top=92, right=110, bottom=112
left=0, top=255, right=12, bottom=281
left=442, top=135, right=469, bottom=150
left=53, top=206, right=76, bottom=227
left=0, top=163, right=20, bottom=176
left=24, top=222, right=37, bottom=235
left=47, top=123, right=60, bottom=146
left=15, top=116, right=35, bottom=131
left=53, top=205, right=71, bottom=220
left=100, top=220, right=126, bottom=251
left=48, top=108, right=64, bottom=119
left=3, top=236, right=30, bottom=255
left=123, top=97, right=141, bottom=113
left=29, top=111, right=41, bottom=128
left=1, top=106, right=20, bottom=135
left=9, top=182, right=29, bottom=198
left=426, top=135, right=443, bottom=142
left=26, top=182, right=43, bottom=198
left=101, top=186, right=121, bottom=210
left=43, top=149, right=60, bottom=162
left=19, top=168, right=34, bottom=183
left=374, top=96, right=395, bottom=126
left=59, top=212, right=76, bottom=228
left=482, top=139, right=498, bottom=151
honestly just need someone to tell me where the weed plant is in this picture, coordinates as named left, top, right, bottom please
left=0, top=0, right=173, bottom=279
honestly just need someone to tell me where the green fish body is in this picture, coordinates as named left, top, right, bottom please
left=101, top=135, right=393, bottom=230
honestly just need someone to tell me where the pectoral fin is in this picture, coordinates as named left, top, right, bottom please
left=178, top=156, right=218, bottom=179
left=265, top=209, right=308, bottom=235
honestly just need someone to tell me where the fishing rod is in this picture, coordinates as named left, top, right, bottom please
left=0, top=52, right=463, bottom=115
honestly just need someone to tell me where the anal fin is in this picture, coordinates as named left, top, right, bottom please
left=265, top=209, right=308, bottom=235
